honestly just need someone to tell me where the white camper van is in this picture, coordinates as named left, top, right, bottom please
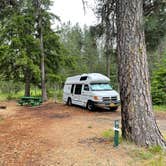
left=63, top=73, right=120, bottom=111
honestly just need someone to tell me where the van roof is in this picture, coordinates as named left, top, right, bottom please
left=65, top=73, right=110, bottom=84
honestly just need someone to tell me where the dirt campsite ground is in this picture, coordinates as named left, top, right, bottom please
left=0, top=101, right=166, bottom=166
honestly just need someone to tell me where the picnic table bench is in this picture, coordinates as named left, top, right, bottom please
left=18, top=96, right=42, bottom=106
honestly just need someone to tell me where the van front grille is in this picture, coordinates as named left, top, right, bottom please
left=111, top=96, right=117, bottom=101
left=103, top=96, right=118, bottom=103
left=103, top=97, right=110, bottom=102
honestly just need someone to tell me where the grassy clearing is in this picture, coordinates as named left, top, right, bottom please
left=0, top=89, right=63, bottom=102
left=0, top=87, right=166, bottom=107
left=153, top=105, right=166, bottom=112
left=49, top=89, right=63, bottom=102
left=126, top=144, right=166, bottom=166
left=0, top=89, right=41, bottom=101
left=102, top=129, right=166, bottom=165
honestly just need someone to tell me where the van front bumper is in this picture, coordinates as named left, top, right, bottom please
left=94, top=101, right=120, bottom=108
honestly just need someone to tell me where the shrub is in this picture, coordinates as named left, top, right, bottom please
left=151, top=59, right=166, bottom=105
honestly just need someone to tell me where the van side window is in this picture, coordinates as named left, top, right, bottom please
left=84, top=84, right=89, bottom=91
left=71, top=84, right=74, bottom=94
left=75, top=84, right=82, bottom=95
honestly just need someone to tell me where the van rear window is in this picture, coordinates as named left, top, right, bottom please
left=71, top=84, right=74, bottom=93
left=80, top=76, right=87, bottom=81
left=75, top=84, right=82, bottom=94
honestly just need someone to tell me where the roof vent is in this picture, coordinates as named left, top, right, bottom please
left=80, top=76, right=88, bottom=81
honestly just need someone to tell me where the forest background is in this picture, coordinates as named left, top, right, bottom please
left=0, top=0, right=165, bottom=106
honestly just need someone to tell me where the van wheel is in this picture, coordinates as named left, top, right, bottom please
left=67, top=98, right=72, bottom=106
left=110, top=106, right=118, bottom=111
left=87, top=101, right=95, bottom=111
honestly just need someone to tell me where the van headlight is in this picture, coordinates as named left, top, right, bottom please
left=93, top=96, right=101, bottom=101
left=117, top=94, right=120, bottom=101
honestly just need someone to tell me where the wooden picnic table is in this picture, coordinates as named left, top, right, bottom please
left=18, top=96, right=42, bottom=106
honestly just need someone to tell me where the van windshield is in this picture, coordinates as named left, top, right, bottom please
left=90, top=83, right=112, bottom=91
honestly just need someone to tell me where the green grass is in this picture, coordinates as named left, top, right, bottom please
left=0, top=89, right=64, bottom=102
left=47, top=89, right=63, bottom=102
left=102, top=129, right=123, bottom=143
left=54, top=90, right=63, bottom=102
left=0, top=88, right=42, bottom=101
left=102, top=129, right=114, bottom=139
left=123, top=142, right=166, bottom=166
left=133, top=150, right=153, bottom=160
left=0, top=92, right=39, bottom=101
left=148, top=146, right=163, bottom=154
left=153, top=105, right=166, bottom=112
left=129, top=146, right=162, bottom=161
left=102, top=129, right=166, bottom=165
left=0, top=116, right=4, bottom=123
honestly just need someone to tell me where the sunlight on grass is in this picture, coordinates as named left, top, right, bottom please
left=148, top=146, right=163, bottom=154
left=0, top=88, right=64, bottom=102
left=153, top=105, right=166, bottom=112
left=121, top=141, right=166, bottom=166
left=102, top=129, right=123, bottom=144
left=0, top=89, right=41, bottom=101
left=102, top=129, right=114, bottom=139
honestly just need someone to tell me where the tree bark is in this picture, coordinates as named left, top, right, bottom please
left=105, top=34, right=111, bottom=78
left=104, top=3, right=112, bottom=78
left=39, top=13, right=48, bottom=101
left=34, top=0, right=48, bottom=102
left=116, top=0, right=166, bottom=147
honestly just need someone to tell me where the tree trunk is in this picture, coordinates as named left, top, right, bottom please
left=116, top=0, right=166, bottom=147
left=39, top=14, right=48, bottom=101
left=24, top=68, right=31, bottom=96
left=105, top=11, right=111, bottom=78
left=34, top=0, right=48, bottom=102
left=105, top=42, right=111, bottom=78
left=33, top=0, right=48, bottom=101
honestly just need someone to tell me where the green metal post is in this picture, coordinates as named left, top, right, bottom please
left=114, top=120, right=119, bottom=147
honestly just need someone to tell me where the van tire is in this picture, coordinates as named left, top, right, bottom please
left=87, top=101, right=95, bottom=111
left=110, top=106, right=118, bottom=111
left=67, top=98, right=72, bottom=106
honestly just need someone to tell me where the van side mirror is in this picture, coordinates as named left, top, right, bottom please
left=84, top=85, right=89, bottom=91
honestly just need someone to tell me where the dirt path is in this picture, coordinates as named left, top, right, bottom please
left=0, top=101, right=166, bottom=166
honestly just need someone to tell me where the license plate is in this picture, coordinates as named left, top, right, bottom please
left=110, top=103, right=115, bottom=107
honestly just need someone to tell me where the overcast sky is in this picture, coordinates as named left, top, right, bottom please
left=51, top=0, right=97, bottom=27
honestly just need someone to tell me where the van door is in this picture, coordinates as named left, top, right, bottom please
left=81, top=84, right=90, bottom=107
left=72, top=84, right=83, bottom=106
